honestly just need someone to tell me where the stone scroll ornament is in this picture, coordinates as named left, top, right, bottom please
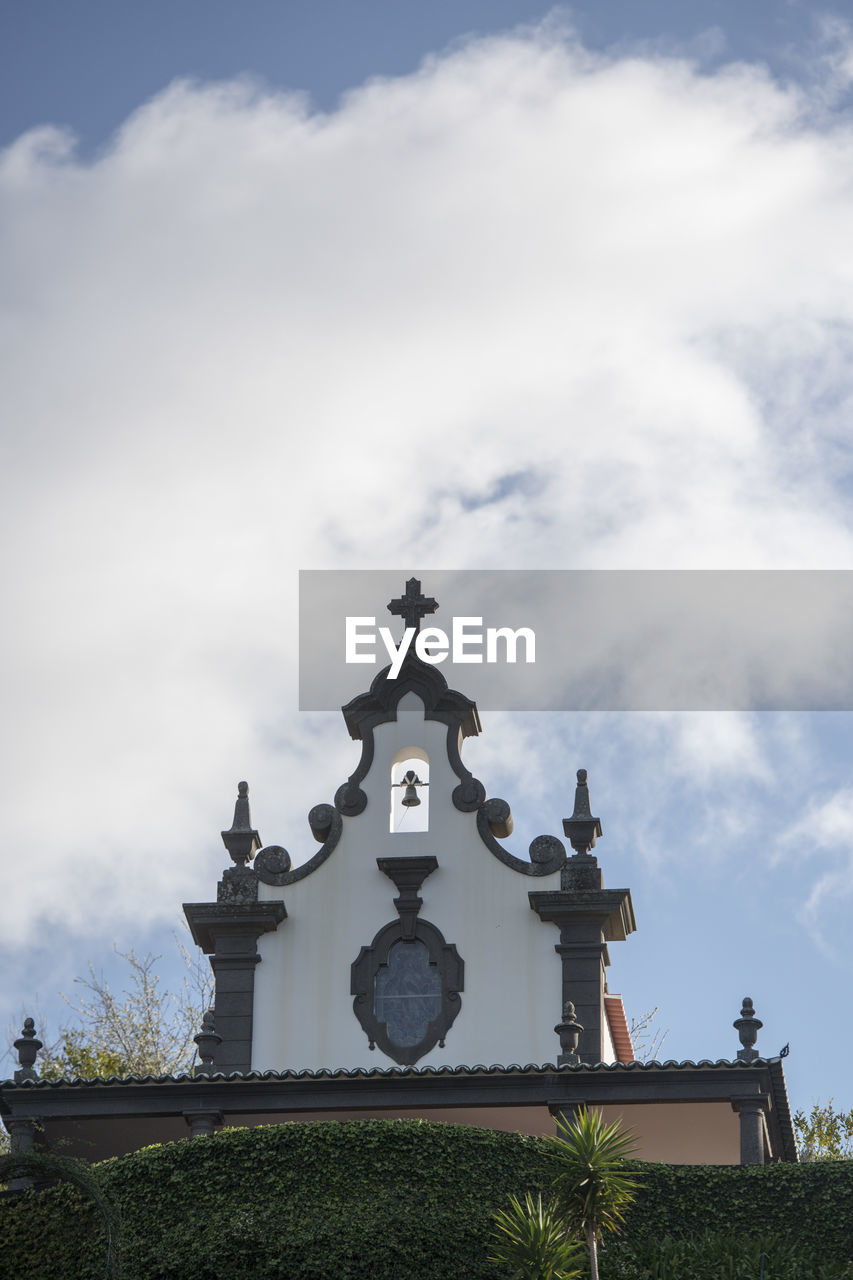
left=215, top=782, right=345, bottom=891
left=254, top=805, right=344, bottom=886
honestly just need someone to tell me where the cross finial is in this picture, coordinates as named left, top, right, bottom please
left=387, top=577, right=438, bottom=633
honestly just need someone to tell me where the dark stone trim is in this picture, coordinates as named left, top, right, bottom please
left=377, top=855, right=439, bottom=887
left=337, top=650, right=485, bottom=822
left=0, top=1061, right=796, bottom=1164
left=351, top=917, right=464, bottom=1067
left=446, top=723, right=487, bottom=812
left=548, top=1099, right=585, bottom=1128
left=554, top=1002, right=584, bottom=1066
left=528, top=890, right=636, bottom=942
left=255, top=805, right=344, bottom=886
left=217, top=865, right=260, bottom=903
left=183, top=901, right=286, bottom=1074
left=5, top=1117, right=37, bottom=1148
left=334, top=733, right=373, bottom=817
left=530, top=887, right=636, bottom=1065
left=767, top=1058, right=797, bottom=1161
left=5, top=1118, right=40, bottom=1191
left=183, top=902, right=286, bottom=955
left=731, top=1093, right=771, bottom=1165
left=183, top=1109, right=223, bottom=1137
left=342, top=651, right=481, bottom=742
left=0, top=1057, right=793, bottom=1088
left=475, top=802, right=566, bottom=876
left=253, top=847, right=291, bottom=884
left=377, top=855, right=439, bottom=936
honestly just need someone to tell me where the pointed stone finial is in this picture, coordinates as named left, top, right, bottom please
left=555, top=1001, right=584, bottom=1066
left=221, top=781, right=262, bottom=866
left=14, top=1017, right=43, bottom=1082
left=562, top=768, right=603, bottom=856
left=734, top=996, right=763, bottom=1062
left=193, top=1008, right=222, bottom=1076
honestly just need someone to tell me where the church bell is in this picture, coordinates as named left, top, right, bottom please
left=401, top=770, right=422, bottom=807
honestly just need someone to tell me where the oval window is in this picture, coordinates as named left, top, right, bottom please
left=374, top=939, right=442, bottom=1047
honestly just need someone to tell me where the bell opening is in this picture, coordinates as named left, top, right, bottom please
left=390, top=752, right=429, bottom=833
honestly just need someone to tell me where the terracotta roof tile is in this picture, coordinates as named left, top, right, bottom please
left=604, top=993, right=635, bottom=1064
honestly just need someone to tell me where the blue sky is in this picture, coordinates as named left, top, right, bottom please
left=0, top=1, right=837, bottom=151
left=2, top=0, right=853, bottom=1126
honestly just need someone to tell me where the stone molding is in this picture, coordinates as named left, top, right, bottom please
left=183, top=900, right=286, bottom=1073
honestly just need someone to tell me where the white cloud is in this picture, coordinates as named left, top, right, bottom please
left=3, top=24, right=853, bottom=946
left=778, top=786, right=853, bottom=957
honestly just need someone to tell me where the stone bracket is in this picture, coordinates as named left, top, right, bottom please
left=377, top=855, right=438, bottom=938
left=183, top=1110, right=224, bottom=1138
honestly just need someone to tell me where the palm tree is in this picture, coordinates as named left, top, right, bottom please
left=488, top=1191, right=583, bottom=1280
left=548, top=1107, right=642, bottom=1280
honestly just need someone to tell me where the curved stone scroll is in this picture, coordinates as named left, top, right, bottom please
left=254, top=846, right=292, bottom=885
left=334, top=737, right=373, bottom=817
left=475, top=798, right=566, bottom=876
left=255, top=803, right=344, bottom=887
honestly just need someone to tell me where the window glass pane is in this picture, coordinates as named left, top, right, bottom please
left=374, top=939, right=441, bottom=1047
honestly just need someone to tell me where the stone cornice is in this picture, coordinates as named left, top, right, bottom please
left=0, top=1059, right=796, bottom=1163
left=183, top=901, right=287, bottom=955
left=528, top=888, right=636, bottom=941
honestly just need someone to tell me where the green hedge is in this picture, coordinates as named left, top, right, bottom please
left=619, top=1159, right=853, bottom=1262
left=599, top=1232, right=853, bottom=1280
left=0, top=1120, right=851, bottom=1279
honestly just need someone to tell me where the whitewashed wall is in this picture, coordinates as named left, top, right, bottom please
left=252, top=693, right=572, bottom=1072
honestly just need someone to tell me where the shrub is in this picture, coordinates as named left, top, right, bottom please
left=0, top=1121, right=851, bottom=1278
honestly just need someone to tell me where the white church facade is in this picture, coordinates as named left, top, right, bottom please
left=1, top=581, right=795, bottom=1166
left=202, top=575, right=634, bottom=1077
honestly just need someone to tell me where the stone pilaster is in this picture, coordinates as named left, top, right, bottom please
left=731, top=1094, right=770, bottom=1165
left=5, top=1118, right=38, bottom=1192
left=529, top=884, right=634, bottom=1063
left=531, top=769, right=636, bottom=1064
left=184, top=782, right=286, bottom=1074
left=183, top=901, right=285, bottom=1073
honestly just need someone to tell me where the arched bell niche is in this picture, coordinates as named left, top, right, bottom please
left=390, top=745, right=429, bottom=833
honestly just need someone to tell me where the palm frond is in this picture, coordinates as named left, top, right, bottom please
left=547, top=1108, right=643, bottom=1238
left=489, top=1191, right=584, bottom=1280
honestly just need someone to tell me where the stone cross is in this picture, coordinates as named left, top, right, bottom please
left=387, top=578, right=438, bottom=632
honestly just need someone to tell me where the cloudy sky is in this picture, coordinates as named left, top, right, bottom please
left=2, top=0, right=853, bottom=1119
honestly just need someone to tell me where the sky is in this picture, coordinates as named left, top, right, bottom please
left=2, top=0, right=853, bottom=1124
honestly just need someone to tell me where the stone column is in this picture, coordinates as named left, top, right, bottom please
left=6, top=1118, right=37, bottom=1192
left=731, top=1095, right=770, bottom=1165
left=183, top=1110, right=223, bottom=1138
left=547, top=1100, right=585, bottom=1133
